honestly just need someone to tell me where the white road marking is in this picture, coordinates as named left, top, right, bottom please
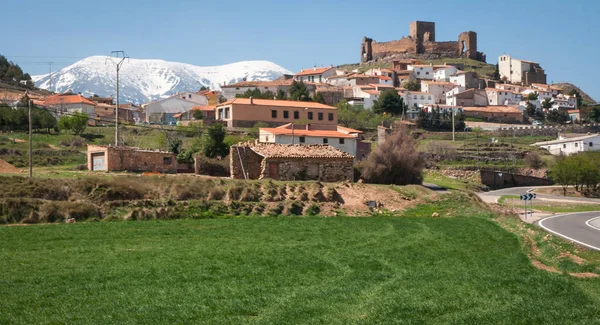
left=538, top=213, right=600, bottom=251
left=585, top=216, right=600, bottom=232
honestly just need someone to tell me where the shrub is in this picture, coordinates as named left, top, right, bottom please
left=524, top=152, right=545, bottom=169
left=286, top=201, right=304, bottom=216
left=266, top=203, right=284, bottom=217
left=304, top=203, right=320, bottom=216
left=194, top=155, right=230, bottom=176
left=361, top=127, right=424, bottom=185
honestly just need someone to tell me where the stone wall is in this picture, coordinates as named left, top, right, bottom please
left=497, top=124, right=600, bottom=137
left=230, top=145, right=264, bottom=179
left=87, top=145, right=177, bottom=173
left=480, top=170, right=554, bottom=190
left=369, top=37, right=417, bottom=61
left=262, top=157, right=354, bottom=182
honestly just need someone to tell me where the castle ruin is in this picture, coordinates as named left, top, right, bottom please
left=361, top=21, right=486, bottom=63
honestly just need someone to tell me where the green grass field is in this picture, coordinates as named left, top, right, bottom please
left=1, top=215, right=600, bottom=324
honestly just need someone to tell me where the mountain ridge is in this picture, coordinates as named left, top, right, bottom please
left=32, top=56, right=293, bottom=104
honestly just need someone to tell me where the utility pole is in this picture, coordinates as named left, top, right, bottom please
left=452, top=107, right=455, bottom=141
left=106, top=51, right=129, bottom=146
left=27, top=93, right=32, bottom=178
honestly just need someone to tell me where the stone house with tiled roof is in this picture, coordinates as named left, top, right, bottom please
left=230, top=141, right=354, bottom=182
left=42, top=94, right=97, bottom=125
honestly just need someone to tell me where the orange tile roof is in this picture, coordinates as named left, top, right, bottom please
left=347, top=74, right=378, bottom=80
left=43, top=94, right=96, bottom=106
left=362, top=90, right=381, bottom=95
left=294, top=67, right=333, bottom=76
left=422, top=81, right=455, bottom=86
left=369, top=84, right=395, bottom=88
left=218, top=98, right=336, bottom=110
left=379, top=75, right=392, bottom=80
left=260, top=127, right=357, bottom=139
left=238, top=141, right=353, bottom=159
left=192, top=105, right=216, bottom=111
left=221, top=79, right=294, bottom=88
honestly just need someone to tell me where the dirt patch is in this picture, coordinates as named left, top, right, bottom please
left=569, top=272, right=599, bottom=278
left=559, top=252, right=585, bottom=265
left=335, top=183, right=434, bottom=215
left=531, top=260, right=560, bottom=274
left=0, top=159, right=23, bottom=174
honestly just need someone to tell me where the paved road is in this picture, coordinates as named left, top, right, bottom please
left=478, top=186, right=600, bottom=204
left=538, top=212, right=600, bottom=251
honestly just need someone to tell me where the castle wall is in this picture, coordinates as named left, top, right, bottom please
left=370, top=38, right=417, bottom=60
left=424, top=41, right=459, bottom=57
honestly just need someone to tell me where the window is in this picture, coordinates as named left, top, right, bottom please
left=590, top=142, right=593, bottom=147
left=318, top=112, right=323, bottom=120
left=235, top=87, right=240, bottom=90
left=575, top=142, right=578, bottom=147
left=283, top=111, right=289, bottom=119
left=323, top=138, right=328, bottom=144
left=163, top=157, right=172, bottom=165
left=271, top=110, right=277, bottom=118
left=339, top=138, right=345, bottom=144
left=299, top=136, right=305, bottom=143
left=563, top=144, right=566, bottom=148
left=225, top=108, right=230, bottom=119
left=294, top=111, right=299, bottom=119
left=265, top=87, right=269, bottom=90
left=426, top=72, right=430, bottom=75
left=428, top=96, right=432, bottom=100
left=413, top=96, right=417, bottom=100
left=417, top=71, right=421, bottom=75
left=328, top=113, right=334, bottom=121
left=308, top=112, right=313, bottom=120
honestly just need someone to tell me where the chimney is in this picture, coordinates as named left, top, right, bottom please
left=249, top=96, right=253, bottom=104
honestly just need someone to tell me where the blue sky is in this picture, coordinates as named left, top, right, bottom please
left=2, top=0, right=598, bottom=100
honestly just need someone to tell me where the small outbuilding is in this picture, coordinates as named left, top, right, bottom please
left=87, top=145, right=177, bottom=173
left=230, top=141, right=354, bottom=182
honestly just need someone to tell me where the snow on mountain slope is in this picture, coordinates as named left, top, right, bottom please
left=33, top=56, right=293, bottom=104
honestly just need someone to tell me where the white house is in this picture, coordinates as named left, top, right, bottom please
left=485, top=88, right=522, bottom=106
left=364, top=68, right=394, bottom=79
left=533, top=134, right=600, bottom=156
left=326, top=75, right=352, bottom=87
left=142, top=96, right=199, bottom=124
left=421, top=81, right=455, bottom=104
left=433, top=66, right=458, bottom=82
left=294, top=66, right=336, bottom=83
left=170, top=92, right=210, bottom=105
left=378, top=75, right=393, bottom=86
left=259, top=124, right=368, bottom=160
left=531, top=83, right=561, bottom=96
left=350, top=87, right=380, bottom=109
left=407, top=65, right=434, bottom=80
left=42, top=94, right=97, bottom=124
left=401, top=91, right=435, bottom=108
left=552, top=94, right=578, bottom=110
left=498, top=54, right=547, bottom=85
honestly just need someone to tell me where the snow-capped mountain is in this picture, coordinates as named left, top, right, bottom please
left=33, top=56, right=293, bottom=104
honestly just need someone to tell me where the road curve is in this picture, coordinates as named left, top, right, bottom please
left=538, top=212, right=600, bottom=251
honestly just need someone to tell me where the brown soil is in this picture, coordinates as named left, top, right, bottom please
left=0, top=159, right=23, bottom=174
left=569, top=272, right=599, bottom=278
left=531, top=260, right=560, bottom=274
left=335, top=183, right=434, bottom=215
left=8, top=138, right=26, bottom=143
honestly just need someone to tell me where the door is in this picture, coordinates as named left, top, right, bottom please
left=92, top=152, right=106, bottom=171
left=268, top=162, right=279, bottom=179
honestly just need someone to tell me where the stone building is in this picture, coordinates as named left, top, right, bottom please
left=87, top=145, right=177, bottom=173
left=360, top=21, right=486, bottom=63
left=498, top=55, right=546, bottom=85
left=230, top=141, right=354, bottom=182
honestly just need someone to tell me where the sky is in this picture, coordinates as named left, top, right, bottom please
left=1, top=0, right=598, bottom=100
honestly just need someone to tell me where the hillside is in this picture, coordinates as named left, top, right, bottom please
left=338, top=58, right=595, bottom=104
left=33, top=56, right=292, bottom=104
left=553, top=83, right=596, bottom=105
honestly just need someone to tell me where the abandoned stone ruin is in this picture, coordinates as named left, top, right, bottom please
left=360, top=21, right=486, bottom=63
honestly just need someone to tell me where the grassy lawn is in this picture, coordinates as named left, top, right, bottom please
left=423, top=170, right=485, bottom=192
left=499, top=195, right=600, bottom=213
left=1, top=214, right=600, bottom=324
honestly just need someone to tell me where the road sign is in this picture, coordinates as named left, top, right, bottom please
left=520, top=193, right=536, bottom=201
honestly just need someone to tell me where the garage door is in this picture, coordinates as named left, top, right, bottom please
left=91, top=152, right=106, bottom=171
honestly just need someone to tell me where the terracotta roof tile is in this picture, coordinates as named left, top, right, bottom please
left=218, top=98, right=336, bottom=110
left=240, top=141, right=353, bottom=159
left=294, top=67, right=333, bottom=77
left=43, top=94, right=96, bottom=106
left=192, top=105, right=216, bottom=111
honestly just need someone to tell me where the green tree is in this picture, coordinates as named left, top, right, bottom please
left=546, top=109, right=569, bottom=124
left=551, top=156, right=577, bottom=196
left=158, top=131, right=184, bottom=154
left=70, top=112, right=88, bottom=135
left=249, top=122, right=268, bottom=139
left=492, top=63, right=500, bottom=80
left=289, top=81, right=312, bottom=101
left=192, top=110, right=204, bottom=120
left=57, top=116, right=72, bottom=133
left=541, top=98, right=552, bottom=109
left=276, top=89, right=287, bottom=100
left=525, top=102, right=537, bottom=117
left=526, top=92, right=539, bottom=101
left=372, top=89, right=407, bottom=115
left=567, top=89, right=583, bottom=108
left=313, top=92, right=326, bottom=104
left=201, top=123, right=229, bottom=158
left=588, top=106, right=600, bottom=123
left=199, top=86, right=209, bottom=91
left=236, top=88, right=275, bottom=99
left=403, top=80, right=420, bottom=91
